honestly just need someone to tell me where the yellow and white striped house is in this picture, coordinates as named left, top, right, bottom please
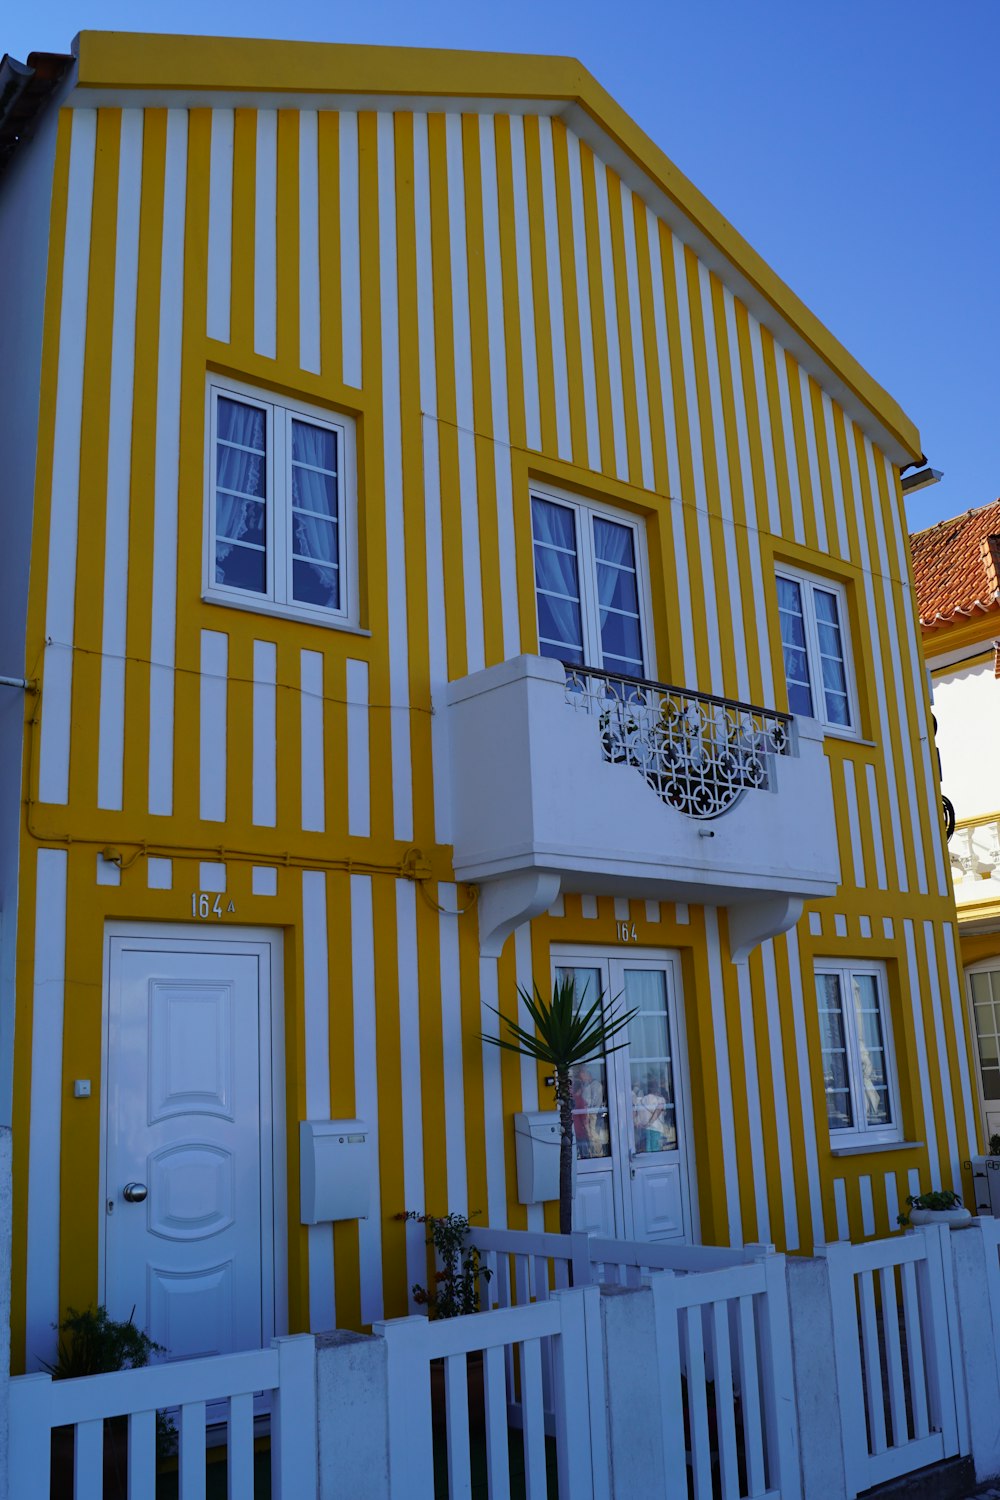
left=0, top=31, right=977, bottom=1374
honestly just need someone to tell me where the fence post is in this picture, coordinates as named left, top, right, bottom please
left=916, top=1225, right=962, bottom=1459
left=271, top=1334, right=317, bottom=1499
left=8, top=1373, right=52, bottom=1498
left=649, top=1272, right=687, bottom=1500
left=551, top=1286, right=604, bottom=1500
left=316, top=1330, right=390, bottom=1500
left=600, top=1286, right=666, bottom=1499
left=0, top=1126, right=9, bottom=1500
left=816, top=1242, right=867, bottom=1499
left=757, top=1254, right=802, bottom=1500
left=786, top=1256, right=849, bottom=1500
left=948, top=1219, right=1000, bottom=1482
left=372, top=1315, right=434, bottom=1500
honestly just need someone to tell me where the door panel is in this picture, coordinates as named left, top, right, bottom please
left=574, top=1173, right=618, bottom=1237
left=969, top=966, right=1000, bottom=1147
left=106, top=941, right=268, bottom=1361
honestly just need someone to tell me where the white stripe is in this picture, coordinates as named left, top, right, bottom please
left=439, top=886, right=468, bottom=1214
left=299, top=649, right=325, bottom=833
left=303, top=870, right=335, bottom=1332
left=699, top=265, right=750, bottom=702
left=864, top=441, right=927, bottom=895
left=199, top=630, right=228, bottom=822
left=580, top=894, right=598, bottom=920
left=508, top=115, right=541, bottom=451
left=705, top=909, right=741, bottom=1246
left=922, top=922, right=960, bottom=1190
left=537, top=119, right=572, bottom=461
left=413, top=116, right=452, bottom=844
left=674, top=903, right=689, bottom=925
left=396, top=881, right=426, bottom=1307
left=884, top=1173, right=900, bottom=1233
left=253, top=110, right=277, bottom=359
left=147, top=110, right=188, bottom=818
left=844, top=420, right=907, bottom=889
left=206, top=109, right=233, bottom=343
left=351, top=874, right=383, bottom=1323
left=298, top=111, right=321, bottom=374
left=479, top=957, right=507, bottom=1229
left=865, top=763, right=888, bottom=890
left=514, top=923, right=544, bottom=1232
left=620, top=182, right=654, bottom=490
left=761, top=940, right=799, bottom=1250
left=672, top=232, right=723, bottom=692
left=736, top=963, right=770, bottom=1244
left=644, top=901, right=660, bottom=924
left=722, top=288, right=774, bottom=704
left=833, top=1179, right=849, bottom=1241
left=97, top=109, right=143, bottom=811
left=593, top=161, right=628, bottom=479
left=942, top=923, right=978, bottom=1159
left=841, top=760, right=865, bottom=889
left=478, top=117, right=520, bottom=661
left=747, top=314, right=782, bottom=537
left=821, top=391, right=850, bottom=558
left=39, top=110, right=96, bottom=805
left=783, top=928, right=825, bottom=1248
left=444, top=113, right=486, bottom=678
left=878, top=449, right=949, bottom=897
left=798, top=367, right=828, bottom=553
left=566, top=132, right=600, bottom=471
left=377, top=114, right=413, bottom=841
left=859, top=1176, right=875, bottom=1238
left=908, top=1167, right=921, bottom=1198
left=645, top=210, right=682, bottom=494
left=252, top=639, right=276, bottom=827
left=346, top=658, right=370, bottom=838
left=773, top=344, right=805, bottom=544
left=339, top=112, right=362, bottom=388
left=902, top=919, right=940, bottom=1190
left=25, top=848, right=68, bottom=1370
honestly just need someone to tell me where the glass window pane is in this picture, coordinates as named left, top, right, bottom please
left=218, top=397, right=265, bottom=451
left=291, top=419, right=336, bottom=471
left=537, top=593, right=584, bottom=656
left=292, top=466, right=337, bottom=518
left=816, top=972, right=854, bottom=1130
left=293, top=557, right=339, bottom=610
left=292, top=513, right=338, bottom=563
left=532, top=496, right=577, bottom=551
left=852, top=973, right=892, bottom=1128
left=778, top=578, right=814, bottom=717
left=971, top=973, right=993, bottom=1005
left=215, top=540, right=265, bottom=594
left=983, top=1067, right=1000, bottom=1101
left=533, top=542, right=580, bottom=598
left=216, top=495, right=264, bottom=546
left=599, top=609, right=643, bottom=669
left=216, top=445, right=265, bottom=497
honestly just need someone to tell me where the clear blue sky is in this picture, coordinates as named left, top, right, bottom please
left=6, top=1, right=998, bottom=536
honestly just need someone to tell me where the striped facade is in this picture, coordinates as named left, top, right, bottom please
left=1, top=35, right=978, bottom=1371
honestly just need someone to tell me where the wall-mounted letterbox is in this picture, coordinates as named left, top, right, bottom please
left=300, top=1119, right=371, bottom=1224
left=514, top=1110, right=562, bottom=1205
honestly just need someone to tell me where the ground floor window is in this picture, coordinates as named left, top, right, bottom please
left=815, top=959, right=899, bottom=1147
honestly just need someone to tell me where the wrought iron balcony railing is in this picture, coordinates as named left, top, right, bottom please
left=563, top=663, right=795, bottom=820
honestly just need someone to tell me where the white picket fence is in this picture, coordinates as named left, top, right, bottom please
left=819, top=1226, right=967, bottom=1496
left=374, top=1284, right=610, bottom=1500
left=7, top=1333, right=316, bottom=1499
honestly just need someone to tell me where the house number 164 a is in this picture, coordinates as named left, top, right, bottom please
left=191, top=892, right=236, bottom=919
left=616, top=921, right=638, bottom=943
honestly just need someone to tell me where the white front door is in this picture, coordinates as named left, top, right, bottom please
left=555, top=951, right=690, bottom=1242
left=968, top=962, right=1000, bottom=1146
left=104, top=933, right=277, bottom=1361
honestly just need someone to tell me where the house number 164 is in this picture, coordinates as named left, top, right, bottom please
left=191, top=892, right=236, bottom=919
left=616, top=921, right=638, bottom=943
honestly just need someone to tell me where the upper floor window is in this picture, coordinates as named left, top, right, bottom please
left=776, top=567, right=854, bottom=730
left=531, top=490, right=648, bottom=677
left=206, top=380, right=357, bottom=626
left=815, top=960, right=900, bottom=1148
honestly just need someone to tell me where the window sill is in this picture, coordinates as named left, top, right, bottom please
left=202, top=591, right=372, bottom=637
left=830, top=1139, right=923, bottom=1158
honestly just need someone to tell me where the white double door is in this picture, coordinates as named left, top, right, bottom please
left=968, top=961, right=1000, bottom=1144
left=104, top=931, right=280, bottom=1362
left=556, top=950, right=690, bottom=1242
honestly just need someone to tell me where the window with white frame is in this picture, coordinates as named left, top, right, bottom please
left=531, top=490, right=648, bottom=676
left=207, top=381, right=356, bottom=623
left=776, top=568, right=854, bottom=731
left=815, top=961, right=900, bottom=1146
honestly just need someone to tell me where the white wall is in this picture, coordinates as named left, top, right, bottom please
left=0, top=68, right=74, bottom=1124
left=933, top=659, right=1000, bottom=825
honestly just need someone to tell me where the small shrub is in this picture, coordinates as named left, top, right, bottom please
left=896, top=1189, right=962, bottom=1227
left=45, top=1306, right=176, bottom=1455
left=400, top=1211, right=492, bottom=1319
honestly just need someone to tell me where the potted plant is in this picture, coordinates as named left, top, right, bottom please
left=897, top=1189, right=971, bottom=1229
left=481, top=976, right=637, bottom=1235
left=45, top=1306, right=176, bottom=1496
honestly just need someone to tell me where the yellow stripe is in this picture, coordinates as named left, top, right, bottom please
left=521, top=115, right=558, bottom=458
left=783, top=349, right=818, bottom=552
left=317, top=113, right=343, bottom=384
left=577, top=143, right=617, bottom=477
left=549, top=119, right=588, bottom=467
left=604, top=170, right=642, bottom=485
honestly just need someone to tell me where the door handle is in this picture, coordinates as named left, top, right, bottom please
left=122, top=1182, right=148, bottom=1203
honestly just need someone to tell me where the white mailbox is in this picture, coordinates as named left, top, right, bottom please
left=514, top=1110, right=562, bottom=1205
left=970, top=1156, right=1000, bottom=1218
left=300, top=1119, right=370, bottom=1224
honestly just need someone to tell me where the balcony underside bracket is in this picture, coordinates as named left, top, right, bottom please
left=478, top=871, right=562, bottom=959
left=728, top=894, right=805, bottom=964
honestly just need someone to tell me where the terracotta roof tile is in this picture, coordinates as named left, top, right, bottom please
left=909, top=499, right=1000, bottom=629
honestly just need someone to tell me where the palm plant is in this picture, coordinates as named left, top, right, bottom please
left=482, top=976, right=637, bottom=1235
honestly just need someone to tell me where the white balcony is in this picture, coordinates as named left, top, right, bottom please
left=447, top=654, right=840, bottom=959
left=950, top=816, right=1000, bottom=923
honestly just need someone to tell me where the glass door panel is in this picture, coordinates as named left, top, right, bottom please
left=970, top=968, right=1000, bottom=1145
